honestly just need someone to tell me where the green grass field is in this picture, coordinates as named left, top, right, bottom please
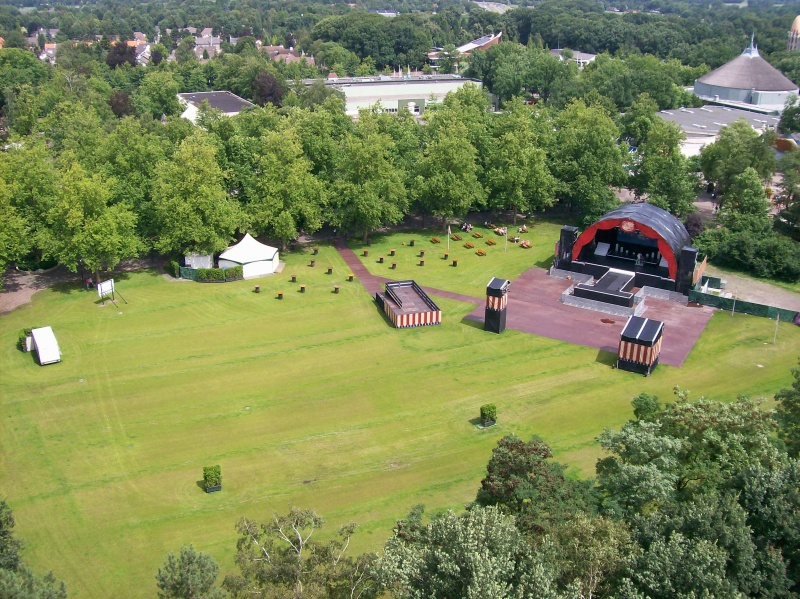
left=1, top=237, right=799, bottom=599
left=348, top=220, right=560, bottom=297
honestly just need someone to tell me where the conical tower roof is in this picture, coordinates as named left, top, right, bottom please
left=791, top=15, right=800, bottom=35
left=696, top=37, right=797, bottom=92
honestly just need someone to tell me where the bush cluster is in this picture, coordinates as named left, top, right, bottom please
left=696, top=228, right=800, bottom=281
left=196, top=266, right=243, bottom=282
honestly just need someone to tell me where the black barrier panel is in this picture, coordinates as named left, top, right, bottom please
left=484, top=308, right=506, bottom=334
left=573, top=286, right=634, bottom=307
left=634, top=272, right=675, bottom=290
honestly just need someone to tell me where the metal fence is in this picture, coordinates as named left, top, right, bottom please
left=688, top=289, right=799, bottom=323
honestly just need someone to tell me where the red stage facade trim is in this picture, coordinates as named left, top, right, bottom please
left=572, top=218, right=679, bottom=279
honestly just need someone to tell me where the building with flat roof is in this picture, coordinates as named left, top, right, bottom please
left=177, top=91, right=256, bottom=123
left=657, top=104, right=779, bottom=156
left=315, top=74, right=483, bottom=117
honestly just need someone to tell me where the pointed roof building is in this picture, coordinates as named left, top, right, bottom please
left=694, top=35, right=798, bottom=112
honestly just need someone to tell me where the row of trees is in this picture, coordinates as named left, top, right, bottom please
left=0, top=52, right=704, bottom=282
left=147, top=366, right=800, bottom=598
left=4, top=0, right=800, bottom=76
left=695, top=119, right=800, bottom=280
left=466, top=43, right=707, bottom=111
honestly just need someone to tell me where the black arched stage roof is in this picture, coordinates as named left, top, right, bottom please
left=572, top=203, right=691, bottom=279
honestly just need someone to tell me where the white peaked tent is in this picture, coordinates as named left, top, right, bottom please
left=218, top=233, right=279, bottom=279
left=31, top=326, right=61, bottom=365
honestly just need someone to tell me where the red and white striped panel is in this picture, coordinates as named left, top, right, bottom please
left=386, top=308, right=443, bottom=329
left=486, top=295, right=507, bottom=311
left=618, top=340, right=660, bottom=365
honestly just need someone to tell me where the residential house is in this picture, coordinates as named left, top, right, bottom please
left=262, top=45, right=315, bottom=67
left=177, top=91, right=256, bottom=123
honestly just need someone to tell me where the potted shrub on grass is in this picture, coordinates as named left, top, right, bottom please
left=480, top=404, right=497, bottom=427
left=203, top=465, right=222, bottom=493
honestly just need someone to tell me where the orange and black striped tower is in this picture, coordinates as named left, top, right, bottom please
left=485, top=277, right=510, bottom=334
left=617, top=315, right=664, bottom=376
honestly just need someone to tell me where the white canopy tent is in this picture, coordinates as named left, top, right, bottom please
left=31, top=326, right=61, bottom=365
left=218, top=233, right=280, bottom=279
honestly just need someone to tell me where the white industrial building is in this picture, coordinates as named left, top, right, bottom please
left=317, top=75, right=484, bottom=117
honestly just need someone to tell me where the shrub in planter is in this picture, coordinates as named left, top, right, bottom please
left=169, top=260, right=181, bottom=278
left=224, top=265, right=243, bottom=281
left=203, top=465, right=221, bottom=491
left=17, top=328, right=34, bottom=352
left=196, top=268, right=225, bottom=282
left=480, top=403, right=497, bottom=425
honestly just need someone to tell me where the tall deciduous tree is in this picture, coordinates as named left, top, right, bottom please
left=133, top=70, right=181, bottom=119
left=633, top=119, right=698, bottom=217
left=156, top=545, right=226, bottom=599
left=0, top=179, right=30, bottom=274
left=39, top=161, right=142, bottom=281
left=376, top=505, right=560, bottom=599
left=721, top=167, right=770, bottom=220
left=618, top=93, right=659, bottom=147
left=775, top=362, right=800, bottom=458
left=0, top=48, right=50, bottom=109
left=475, top=434, right=594, bottom=536
left=485, top=99, right=556, bottom=222
left=551, top=99, right=625, bottom=225
left=243, top=129, right=326, bottom=249
left=223, top=508, right=377, bottom=599
left=413, top=119, right=485, bottom=226
left=331, top=128, right=407, bottom=242
left=151, top=135, right=241, bottom=255
left=700, top=120, right=776, bottom=196
left=0, top=500, right=66, bottom=598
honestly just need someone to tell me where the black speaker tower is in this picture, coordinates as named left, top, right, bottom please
left=485, top=277, right=510, bottom=334
left=556, top=226, right=579, bottom=269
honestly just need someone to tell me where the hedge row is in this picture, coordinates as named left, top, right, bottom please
left=196, top=265, right=243, bottom=282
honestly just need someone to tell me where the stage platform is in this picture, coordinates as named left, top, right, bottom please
left=465, top=267, right=714, bottom=367
left=376, top=280, right=442, bottom=328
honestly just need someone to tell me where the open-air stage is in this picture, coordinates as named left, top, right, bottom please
left=335, top=242, right=715, bottom=368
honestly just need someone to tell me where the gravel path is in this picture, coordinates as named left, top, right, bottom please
left=703, top=265, right=800, bottom=312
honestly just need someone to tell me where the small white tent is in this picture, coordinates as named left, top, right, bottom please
left=218, top=233, right=279, bottom=279
left=31, top=326, right=61, bottom=365
left=185, top=253, right=213, bottom=269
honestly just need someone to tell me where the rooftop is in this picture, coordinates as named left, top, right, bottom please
left=658, top=104, right=780, bottom=137
left=309, top=74, right=477, bottom=86
left=177, top=91, right=255, bottom=114
left=696, top=38, right=798, bottom=92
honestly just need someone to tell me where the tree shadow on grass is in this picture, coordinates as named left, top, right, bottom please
left=49, top=281, right=80, bottom=296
